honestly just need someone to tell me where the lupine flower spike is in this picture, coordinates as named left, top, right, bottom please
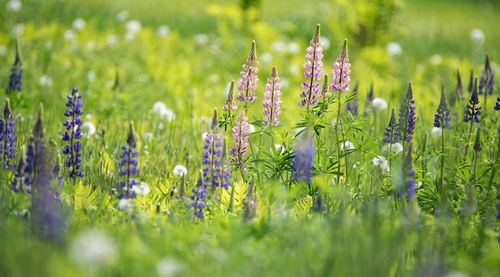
left=191, top=171, right=207, bottom=219
left=479, top=55, right=494, bottom=95
left=263, top=66, right=282, bottom=126
left=62, top=88, right=84, bottom=182
left=434, top=86, right=451, bottom=211
left=223, top=81, right=237, bottom=113
left=398, top=82, right=416, bottom=144
left=12, top=148, right=31, bottom=193
left=238, top=41, right=259, bottom=112
left=117, top=123, right=139, bottom=200
left=384, top=109, right=399, bottom=171
left=331, top=39, right=351, bottom=92
left=0, top=99, right=16, bottom=170
left=300, top=24, right=323, bottom=109
left=455, top=70, right=464, bottom=102
left=320, top=74, right=331, bottom=101
left=231, top=111, right=250, bottom=178
left=346, top=82, right=359, bottom=117
left=202, top=109, right=224, bottom=191
left=401, top=143, right=416, bottom=200
left=292, top=130, right=314, bottom=191
left=467, top=70, right=474, bottom=94
left=7, top=40, right=23, bottom=93
left=464, top=77, right=481, bottom=156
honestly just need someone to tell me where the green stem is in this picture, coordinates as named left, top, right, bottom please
left=440, top=128, right=446, bottom=210
left=335, top=90, right=342, bottom=185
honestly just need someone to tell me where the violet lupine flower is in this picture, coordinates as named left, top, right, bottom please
left=237, top=41, right=259, bottom=105
left=300, top=25, right=323, bottom=108
left=434, top=86, right=452, bottom=129
left=223, top=81, right=237, bottom=113
left=191, top=172, right=207, bottom=219
left=230, top=111, right=250, bottom=170
left=464, top=77, right=481, bottom=124
left=12, top=146, right=33, bottom=193
left=117, top=123, right=139, bottom=199
left=0, top=99, right=16, bottom=170
left=202, top=109, right=224, bottom=189
left=31, top=111, right=65, bottom=241
left=346, top=82, right=359, bottom=117
left=479, top=55, right=494, bottom=95
left=320, top=74, right=331, bottom=100
left=401, top=143, right=416, bottom=199
left=7, top=41, right=22, bottom=93
left=495, top=97, right=500, bottom=111
left=292, top=131, right=314, bottom=185
left=384, top=109, right=400, bottom=144
left=62, top=88, right=84, bottom=180
left=331, top=40, right=351, bottom=92
left=263, top=67, right=282, bottom=126
left=398, top=82, right=416, bottom=142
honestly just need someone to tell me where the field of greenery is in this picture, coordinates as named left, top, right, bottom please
left=0, top=0, right=499, bottom=276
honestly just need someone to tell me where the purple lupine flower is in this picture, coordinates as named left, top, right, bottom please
left=401, top=143, right=416, bottom=199
left=495, top=97, right=500, bottom=111
left=292, top=131, right=314, bottom=185
left=464, top=77, right=481, bottom=124
left=300, top=25, right=323, bottom=108
left=12, top=149, right=31, bottom=193
left=398, top=82, right=416, bottom=142
left=243, top=181, right=257, bottom=222
left=479, top=55, right=494, bottom=95
left=237, top=41, right=259, bottom=105
left=117, top=123, right=139, bottom=199
left=434, top=86, right=452, bottom=129
left=346, top=82, right=359, bottom=117
left=202, top=109, right=224, bottom=189
left=31, top=111, right=65, bottom=241
left=384, top=109, right=400, bottom=144
left=223, top=81, right=237, bottom=113
left=191, top=172, right=207, bottom=219
left=263, top=67, right=282, bottom=126
left=0, top=99, right=16, bottom=170
left=331, top=39, right=351, bottom=92
left=7, top=41, right=22, bottom=93
left=230, top=111, right=250, bottom=170
left=62, top=88, right=84, bottom=180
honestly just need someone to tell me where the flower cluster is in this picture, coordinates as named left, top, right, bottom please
left=292, top=131, right=314, bottom=185
left=7, top=42, right=22, bottom=93
left=0, top=99, right=16, bottom=170
left=191, top=174, right=207, bottom=219
left=223, top=81, right=237, bottom=113
left=62, top=88, right=84, bottom=179
left=331, top=40, right=351, bottom=92
left=464, top=77, right=481, bottom=124
left=237, top=41, right=259, bottom=104
left=263, top=67, right=282, bottom=126
left=117, top=124, right=139, bottom=199
left=434, top=86, right=452, bottom=129
left=300, top=25, right=323, bottom=108
left=384, top=109, right=400, bottom=144
left=12, top=143, right=34, bottom=193
left=230, top=112, right=250, bottom=170
left=479, top=55, right=494, bottom=95
left=399, top=83, right=416, bottom=142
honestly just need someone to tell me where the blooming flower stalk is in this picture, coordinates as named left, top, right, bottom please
left=202, top=109, right=225, bottom=190
left=263, top=67, right=282, bottom=126
left=331, top=39, right=351, bottom=92
left=7, top=41, right=22, bottom=93
left=464, top=77, right=481, bottom=124
left=237, top=41, right=259, bottom=110
left=401, top=143, right=416, bottom=199
left=0, top=99, right=16, bottom=170
left=12, top=146, right=33, bottom=193
left=479, top=55, right=494, bottom=95
left=320, top=74, right=331, bottom=101
left=117, top=123, right=139, bottom=199
left=223, top=81, right=237, bottom=113
left=62, top=88, right=84, bottom=181
left=398, top=82, right=416, bottom=144
left=434, top=86, right=452, bottom=129
left=191, top=172, right=207, bottom=219
left=300, top=24, right=323, bottom=108
left=292, top=130, right=314, bottom=190
left=231, top=111, right=250, bottom=174
left=384, top=109, right=400, bottom=144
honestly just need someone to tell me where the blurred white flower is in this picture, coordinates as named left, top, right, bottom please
left=116, top=10, right=129, bottom=21
left=202, top=131, right=208, bottom=140
left=173, top=165, right=188, bottom=177
left=70, top=229, right=117, bottom=269
left=126, top=20, right=141, bottom=33
left=249, top=124, right=256, bottom=133
left=340, top=140, right=355, bottom=151
left=470, top=29, right=485, bottom=44
left=153, top=101, right=167, bottom=112
left=431, top=127, right=442, bottom=137
left=7, top=0, right=22, bottom=12
left=72, top=18, right=86, bottom=31
left=271, top=41, right=286, bottom=53
left=87, top=71, right=96, bottom=82
left=382, top=142, right=403, bottom=154
left=289, top=64, right=300, bottom=76
left=86, top=40, right=96, bottom=50
left=372, top=97, right=388, bottom=111
left=157, top=257, right=185, bottom=277
left=39, top=75, right=53, bottom=87
left=107, top=35, right=119, bottom=46
left=157, top=25, right=171, bottom=38
left=280, top=78, right=289, bottom=88
left=430, top=54, right=442, bottom=65
left=261, top=52, right=272, bottom=64
left=144, top=132, right=153, bottom=142
left=287, top=42, right=300, bottom=54
left=125, top=32, right=137, bottom=41
left=132, top=182, right=150, bottom=196
left=387, top=42, right=402, bottom=56
left=152, top=101, right=175, bottom=121
left=372, top=156, right=390, bottom=172
left=85, top=114, right=92, bottom=120
left=82, top=121, right=96, bottom=138
left=157, top=122, right=165, bottom=130
left=118, top=198, right=134, bottom=212
left=64, top=30, right=77, bottom=41
left=194, top=33, right=208, bottom=45
left=0, top=45, right=7, bottom=56
left=320, top=36, right=330, bottom=49
left=13, top=24, right=24, bottom=36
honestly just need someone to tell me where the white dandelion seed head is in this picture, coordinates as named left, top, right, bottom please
left=387, top=42, right=402, bottom=56
left=126, top=20, right=141, bottom=34
left=82, top=121, right=96, bottom=138
left=7, top=0, right=22, bottom=12
left=431, top=127, right=443, bottom=137
left=372, top=98, right=388, bottom=111
left=70, top=229, right=117, bottom=269
left=430, top=54, right=442, bottom=65
left=116, top=10, right=129, bottom=21
left=39, top=75, right=53, bottom=87
left=157, top=257, right=185, bottom=277
left=194, top=33, right=208, bottom=45
left=287, top=42, right=300, bottom=54
left=372, top=156, right=390, bottom=172
left=157, top=25, right=171, bottom=38
left=64, top=30, right=77, bottom=41
left=132, top=182, right=150, bottom=196
left=320, top=36, right=330, bottom=49
left=118, top=198, right=134, bottom=212
left=107, top=35, right=119, bottom=46
left=72, top=18, right=86, bottom=31
left=173, top=164, right=188, bottom=177
left=470, top=29, right=485, bottom=44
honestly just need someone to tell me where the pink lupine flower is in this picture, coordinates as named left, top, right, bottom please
left=331, top=40, right=351, bottom=92
left=238, top=41, right=259, bottom=105
left=300, top=25, right=323, bottom=108
left=263, top=67, right=282, bottom=126
left=230, top=112, right=250, bottom=170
